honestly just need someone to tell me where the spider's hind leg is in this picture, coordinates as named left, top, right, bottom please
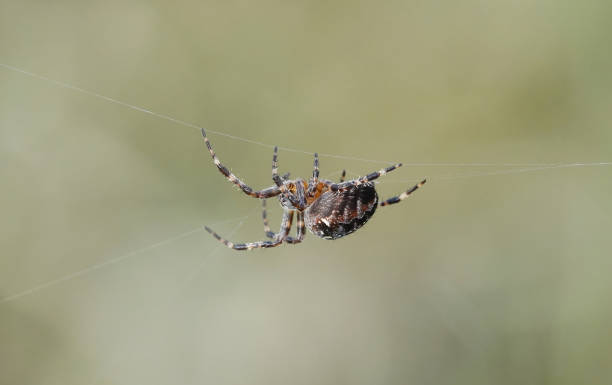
left=362, top=163, right=402, bottom=182
left=329, top=163, right=402, bottom=192
left=380, top=179, right=427, bottom=207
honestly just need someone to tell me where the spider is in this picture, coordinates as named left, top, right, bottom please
left=201, top=128, right=426, bottom=250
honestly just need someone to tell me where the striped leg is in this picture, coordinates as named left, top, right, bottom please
left=308, top=152, right=320, bottom=196
left=261, top=200, right=304, bottom=243
left=380, top=179, right=426, bottom=207
left=277, top=209, right=294, bottom=240
left=261, top=199, right=275, bottom=238
left=285, top=211, right=306, bottom=244
left=261, top=201, right=296, bottom=240
left=201, top=128, right=282, bottom=198
left=205, top=210, right=294, bottom=250
left=272, top=146, right=282, bottom=186
left=329, top=163, right=402, bottom=192
left=360, top=163, right=402, bottom=182
left=205, top=227, right=283, bottom=250
left=312, top=153, right=319, bottom=180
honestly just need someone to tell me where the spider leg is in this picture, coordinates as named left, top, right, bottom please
left=206, top=209, right=294, bottom=250
left=261, top=200, right=301, bottom=241
left=380, top=179, right=427, bottom=207
left=205, top=227, right=283, bottom=250
left=270, top=146, right=305, bottom=210
left=277, top=209, right=294, bottom=240
left=261, top=199, right=276, bottom=238
left=312, top=152, right=319, bottom=180
left=285, top=211, right=306, bottom=244
left=201, top=128, right=282, bottom=198
left=329, top=163, right=402, bottom=192
left=272, top=146, right=282, bottom=186
left=339, top=170, right=346, bottom=183
left=307, top=153, right=320, bottom=197
left=357, top=163, right=402, bottom=182
left=261, top=208, right=294, bottom=241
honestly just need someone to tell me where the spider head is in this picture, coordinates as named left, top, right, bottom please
left=279, top=179, right=308, bottom=211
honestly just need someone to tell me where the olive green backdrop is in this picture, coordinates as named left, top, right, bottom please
left=1, top=1, right=611, bottom=384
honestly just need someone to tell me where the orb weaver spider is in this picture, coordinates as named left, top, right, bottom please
left=201, top=129, right=426, bottom=250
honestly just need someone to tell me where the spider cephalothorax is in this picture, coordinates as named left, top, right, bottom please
left=201, top=128, right=425, bottom=250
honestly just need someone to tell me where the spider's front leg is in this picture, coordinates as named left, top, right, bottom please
left=261, top=199, right=294, bottom=240
left=307, top=152, right=320, bottom=197
left=205, top=227, right=284, bottom=250
left=261, top=200, right=305, bottom=244
left=285, top=211, right=306, bottom=244
left=206, top=207, right=296, bottom=250
left=201, top=128, right=282, bottom=199
left=272, top=146, right=282, bottom=186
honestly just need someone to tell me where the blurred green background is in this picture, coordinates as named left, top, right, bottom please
left=1, top=1, right=612, bottom=384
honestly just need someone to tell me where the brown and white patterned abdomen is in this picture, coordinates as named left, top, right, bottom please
left=304, top=182, right=378, bottom=239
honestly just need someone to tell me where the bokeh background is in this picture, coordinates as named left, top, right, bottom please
left=1, top=1, right=612, bottom=384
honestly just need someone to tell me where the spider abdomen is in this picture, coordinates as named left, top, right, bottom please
left=304, top=182, right=378, bottom=240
